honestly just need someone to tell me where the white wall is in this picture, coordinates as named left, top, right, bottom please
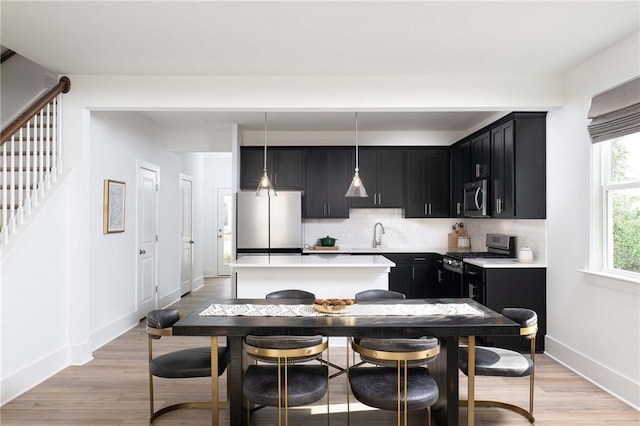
left=0, top=54, right=57, bottom=127
left=1, top=176, right=72, bottom=403
left=545, top=32, right=640, bottom=408
left=89, top=112, right=183, bottom=348
left=202, top=153, right=232, bottom=277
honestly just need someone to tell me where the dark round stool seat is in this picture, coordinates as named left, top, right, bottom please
left=459, top=346, right=534, bottom=377
left=243, top=364, right=328, bottom=407
left=348, top=367, right=439, bottom=411
left=150, top=346, right=230, bottom=378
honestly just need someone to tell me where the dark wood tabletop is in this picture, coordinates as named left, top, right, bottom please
left=173, top=297, right=520, bottom=426
left=173, top=297, right=519, bottom=338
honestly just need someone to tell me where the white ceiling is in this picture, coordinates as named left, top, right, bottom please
left=2, top=1, right=638, bottom=132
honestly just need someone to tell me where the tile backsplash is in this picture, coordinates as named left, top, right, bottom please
left=303, top=209, right=546, bottom=261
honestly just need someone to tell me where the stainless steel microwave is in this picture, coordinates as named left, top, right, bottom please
left=463, top=180, right=489, bottom=217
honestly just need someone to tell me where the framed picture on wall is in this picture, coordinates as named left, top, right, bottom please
left=103, top=179, right=126, bottom=233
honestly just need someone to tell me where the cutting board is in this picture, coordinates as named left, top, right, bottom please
left=311, top=245, right=340, bottom=251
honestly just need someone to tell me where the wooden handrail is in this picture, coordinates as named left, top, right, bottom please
left=1, top=49, right=16, bottom=64
left=1, top=76, right=71, bottom=144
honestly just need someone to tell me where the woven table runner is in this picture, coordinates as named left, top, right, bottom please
left=199, top=303, right=484, bottom=317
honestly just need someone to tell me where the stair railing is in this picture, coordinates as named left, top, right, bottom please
left=1, top=76, right=70, bottom=245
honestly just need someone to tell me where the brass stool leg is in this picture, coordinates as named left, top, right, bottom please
left=467, top=336, right=475, bottom=426
left=211, top=336, right=219, bottom=426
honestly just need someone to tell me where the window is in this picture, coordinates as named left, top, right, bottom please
left=599, top=132, right=640, bottom=277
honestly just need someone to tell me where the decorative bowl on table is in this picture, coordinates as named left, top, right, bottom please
left=313, top=298, right=356, bottom=314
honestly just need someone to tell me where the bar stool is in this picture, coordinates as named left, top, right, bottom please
left=146, top=309, right=230, bottom=424
left=459, top=308, right=538, bottom=423
left=347, top=336, right=440, bottom=426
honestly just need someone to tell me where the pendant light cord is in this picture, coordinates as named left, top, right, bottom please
left=355, top=111, right=359, bottom=171
left=263, top=111, right=268, bottom=170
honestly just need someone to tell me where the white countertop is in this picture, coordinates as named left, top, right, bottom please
left=303, top=246, right=450, bottom=255
left=464, top=258, right=546, bottom=268
left=231, top=254, right=395, bottom=268
left=301, top=248, right=547, bottom=269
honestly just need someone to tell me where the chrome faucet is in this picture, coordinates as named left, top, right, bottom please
left=372, top=222, right=386, bottom=248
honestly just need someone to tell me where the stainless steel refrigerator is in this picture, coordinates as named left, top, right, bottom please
left=236, top=190, right=302, bottom=254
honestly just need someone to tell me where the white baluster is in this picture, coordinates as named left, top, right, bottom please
left=17, top=127, right=24, bottom=224
left=45, top=102, right=51, bottom=189
left=38, top=109, right=45, bottom=197
left=51, top=98, right=58, bottom=182
left=31, top=114, right=39, bottom=207
left=1, top=141, right=7, bottom=243
left=56, top=95, right=63, bottom=173
left=25, top=118, right=32, bottom=214
left=9, top=135, right=16, bottom=234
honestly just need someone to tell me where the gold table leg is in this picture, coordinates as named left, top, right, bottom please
left=467, top=336, right=475, bottom=426
left=211, top=336, right=219, bottom=426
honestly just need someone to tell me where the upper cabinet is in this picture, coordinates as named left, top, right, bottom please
left=450, top=140, right=470, bottom=217
left=240, top=147, right=304, bottom=190
left=470, top=131, right=491, bottom=180
left=491, top=113, right=547, bottom=219
left=304, top=147, right=352, bottom=218
left=350, top=148, right=404, bottom=208
left=404, top=148, right=450, bottom=218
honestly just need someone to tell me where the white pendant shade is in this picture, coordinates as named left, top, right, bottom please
left=345, top=112, right=368, bottom=198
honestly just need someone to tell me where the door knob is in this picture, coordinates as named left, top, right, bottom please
left=139, top=249, right=146, bottom=255
left=189, top=240, right=195, bottom=244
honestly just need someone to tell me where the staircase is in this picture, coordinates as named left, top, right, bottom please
left=0, top=76, right=70, bottom=247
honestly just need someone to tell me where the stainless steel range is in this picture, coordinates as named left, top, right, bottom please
left=442, top=233, right=517, bottom=274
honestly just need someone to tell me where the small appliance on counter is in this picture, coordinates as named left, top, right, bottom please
left=518, top=245, right=534, bottom=262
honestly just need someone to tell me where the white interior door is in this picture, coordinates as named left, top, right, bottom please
left=217, top=188, right=232, bottom=276
left=137, top=165, right=159, bottom=318
left=180, top=176, right=194, bottom=295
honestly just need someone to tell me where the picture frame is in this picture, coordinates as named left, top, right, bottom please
left=103, top=179, right=126, bottom=233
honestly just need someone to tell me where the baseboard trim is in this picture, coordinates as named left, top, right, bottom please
left=1, top=346, right=68, bottom=406
left=545, top=335, right=640, bottom=410
left=159, top=289, right=180, bottom=309
left=90, top=311, right=140, bottom=352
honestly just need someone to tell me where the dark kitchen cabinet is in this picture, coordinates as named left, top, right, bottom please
left=465, top=263, right=546, bottom=352
left=404, top=149, right=450, bottom=218
left=303, top=148, right=352, bottom=218
left=450, top=140, right=471, bottom=217
left=491, top=120, right=515, bottom=217
left=350, top=148, right=404, bottom=208
left=470, top=131, right=491, bottom=180
left=386, top=254, right=412, bottom=297
left=240, top=147, right=304, bottom=190
left=385, top=254, right=438, bottom=299
left=490, top=113, right=547, bottom=219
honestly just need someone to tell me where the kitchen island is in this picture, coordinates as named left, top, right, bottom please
left=231, top=254, right=395, bottom=298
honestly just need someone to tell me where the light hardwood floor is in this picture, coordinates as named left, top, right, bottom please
left=2, top=278, right=638, bottom=425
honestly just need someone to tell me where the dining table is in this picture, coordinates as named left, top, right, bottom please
left=172, top=297, right=520, bottom=426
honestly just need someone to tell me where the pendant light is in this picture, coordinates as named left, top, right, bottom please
left=345, top=112, right=368, bottom=197
left=256, top=112, right=276, bottom=196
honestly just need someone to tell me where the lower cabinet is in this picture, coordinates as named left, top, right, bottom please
left=385, top=254, right=463, bottom=299
left=465, top=264, right=547, bottom=352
